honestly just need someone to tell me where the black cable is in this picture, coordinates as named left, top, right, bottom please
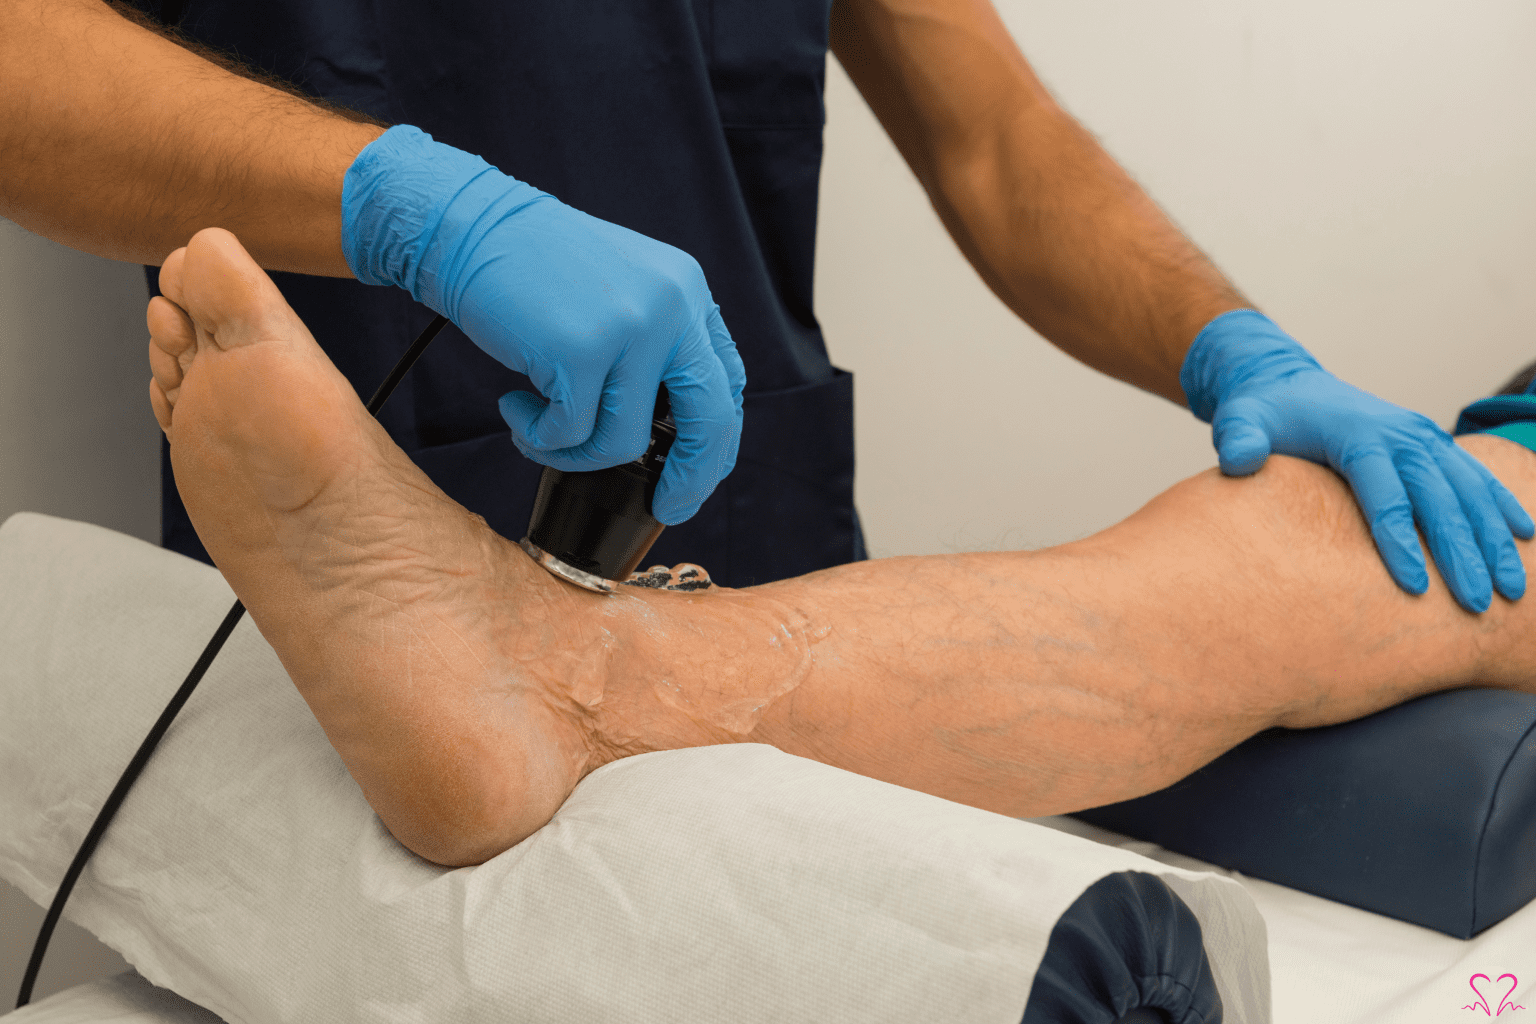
left=16, top=313, right=450, bottom=1010
left=362, top=313, right=449, bottom=416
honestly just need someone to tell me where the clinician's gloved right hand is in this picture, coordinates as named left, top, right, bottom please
left=339, top=125, right=745, bottom=525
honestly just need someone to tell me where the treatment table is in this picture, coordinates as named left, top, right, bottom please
left=2, top=513, right=1533, bottom=1023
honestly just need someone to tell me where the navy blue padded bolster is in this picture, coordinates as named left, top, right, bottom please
left=1073, top=688, right=1536, bottom=938
left=1023, top=870, right=1221, bottom=1024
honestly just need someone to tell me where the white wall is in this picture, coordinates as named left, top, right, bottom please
left=818, top=0, right=1536, bottom=556
left=3, top=0, right=1535, bottom=1006
left=0, top=220, right=161, bottom=542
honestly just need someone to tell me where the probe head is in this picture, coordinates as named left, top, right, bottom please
left=520, top=386, right=676, bottom=596
left=519, top=537, right=618, bottom=594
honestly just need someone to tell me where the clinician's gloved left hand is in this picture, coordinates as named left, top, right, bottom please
left=1181, top=309, right=1533, bottom=612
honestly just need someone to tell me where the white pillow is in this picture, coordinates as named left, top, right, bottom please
left=4, top=971, right=219, bottom=1024
left=0, top=513, right=1271, bottom=1024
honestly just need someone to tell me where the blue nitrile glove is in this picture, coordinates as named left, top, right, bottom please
left=1181, top=309, right=1533, bottom=612
left=340, top=125, right=745, bottom=525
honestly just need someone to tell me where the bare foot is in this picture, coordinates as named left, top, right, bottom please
left=147, top=228, right=814, bottom=866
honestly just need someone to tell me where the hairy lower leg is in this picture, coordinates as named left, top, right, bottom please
left=724, top=434, right=1536, bottom=818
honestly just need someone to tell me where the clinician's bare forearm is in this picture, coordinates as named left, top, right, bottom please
left=0, top=0, right=384, bottom=276
left=745, top=435, right=1536, bottom=816
left=829, top=0, right=1247, bottom=404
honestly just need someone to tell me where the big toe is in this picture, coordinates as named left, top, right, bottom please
left=168, top=227, right=296, bottom=352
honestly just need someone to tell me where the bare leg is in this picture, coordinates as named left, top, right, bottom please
left=149, top=228, right=1536, bottom=866
left=748, top=440, right=1536, bottom=817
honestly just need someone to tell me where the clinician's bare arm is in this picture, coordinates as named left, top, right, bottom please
left=830, top=0, right=1246, bottom=405
left=0, top=0, right=385, bottom=276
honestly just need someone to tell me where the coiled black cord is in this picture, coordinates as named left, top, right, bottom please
left=15, top=312, right=450, bottom=1010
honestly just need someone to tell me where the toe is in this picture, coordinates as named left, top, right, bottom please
left=147, top=336, right=182, bottom=408
left=178, top=227, right=294, bottom=352
left=156, top=246, right=188, bottom=309
left=149, top=377, right=173, bottom=435
left=147, top=295, right=196, bottom=398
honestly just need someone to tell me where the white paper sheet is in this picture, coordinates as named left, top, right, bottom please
left=0, top=513, right=1269, bottom=1024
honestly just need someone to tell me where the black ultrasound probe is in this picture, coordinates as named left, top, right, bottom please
left=15, top=312, right=677, bottom=1008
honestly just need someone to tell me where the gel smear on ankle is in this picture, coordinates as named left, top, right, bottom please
left=609, top=588, right=820, bottom=737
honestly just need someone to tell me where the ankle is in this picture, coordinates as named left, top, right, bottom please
left=586, top=587, right=817, bottom=754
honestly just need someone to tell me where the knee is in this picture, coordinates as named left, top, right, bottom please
left=1141, top=454, right=1369, bottom=557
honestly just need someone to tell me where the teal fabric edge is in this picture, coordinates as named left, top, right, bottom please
left=1454, top=394, right=1536, bottom=437
left=1480, top=421, right=1536, bottom=455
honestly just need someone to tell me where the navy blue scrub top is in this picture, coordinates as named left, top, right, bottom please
left=131, top=0, right=863, bottom=587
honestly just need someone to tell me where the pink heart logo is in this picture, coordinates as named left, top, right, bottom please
left=1464, top=974, right=1525, bottom=1016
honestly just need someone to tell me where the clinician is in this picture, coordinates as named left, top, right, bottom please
left=1, top=0, right=1526, bottom=608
